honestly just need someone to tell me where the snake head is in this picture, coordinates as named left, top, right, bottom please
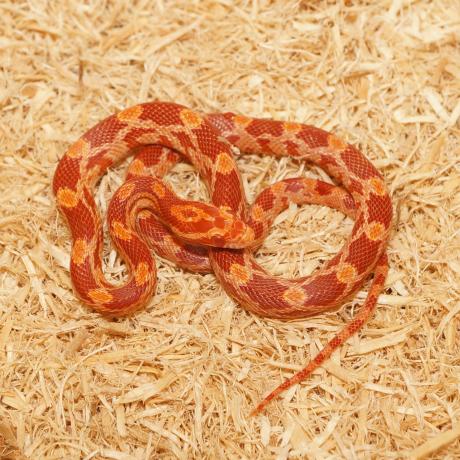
left=169, top=203, right=254, bottom=249
left=210, top=216, right=255, bottom=249
left=199, top=207, right=255, bottom=249
left=207, top=206, right=255, bottom=249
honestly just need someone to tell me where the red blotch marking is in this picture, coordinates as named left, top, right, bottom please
left=246, top=120, right=284, bottom=137
left=211, top=169, right=244, bottom=210
left=139, top=102, right=182, bottom=126
left=64, top=200, right=97, bottom=240
left=345, top=233, right=381, bottom=274
left=226, top=134, right=240, bottom=144
left=297, top=126, right=330, bottom=148
left=213, top=215, right=226, bottom=229
left=71, top=258, right=99, bottom=295
left=256, top=189, right=275, bottom=211
left=303, top=272, right=345, bottom=306
left=172, top=130, right=194, bottom=151
left=367, top=194, right=392, bottom=227
left=283, top=140, right=300, bottom=156
left=340, top=147, right=379, bottom=180
left=211, top=250, right=246, bottom=272
left=348, top=178, right=364, bottom=195
left=123, top=127, right=159, bottom=148
left=194, top=130, right=229, bottom=162
left=194, top=219, right=216, bottom=234
left=93, top=234, right=103, bottom=270
left=86, top=116, right=126, bottom=148
left=315, top=180, right=334, bottom=196
left=252, top=221, right=265, bottom=239
left=106, top=282, right=152, bottom=311
left=256, top=137, right=271, bottom=150
left=53, top=157, right=80, bottom=193
left=129, top=146, right=177, bottom=177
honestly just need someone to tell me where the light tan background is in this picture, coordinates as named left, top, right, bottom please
left=1, top=0, right=459, bottom=458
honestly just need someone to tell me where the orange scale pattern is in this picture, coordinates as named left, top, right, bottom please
left=53, top=101, right=392, bottom=415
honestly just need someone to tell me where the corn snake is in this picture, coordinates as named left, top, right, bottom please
left=53, top=101, right=392, bottom=415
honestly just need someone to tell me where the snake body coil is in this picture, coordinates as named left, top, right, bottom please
left=53, top=102, right=392, bottom=414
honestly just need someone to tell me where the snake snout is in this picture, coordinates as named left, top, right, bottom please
left=206, top=214, right=254, bottom=249
left=223, top=219, right=255, bottom=249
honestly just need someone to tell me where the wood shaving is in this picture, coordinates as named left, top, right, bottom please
left=0, top=0, right=459, bottom=458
